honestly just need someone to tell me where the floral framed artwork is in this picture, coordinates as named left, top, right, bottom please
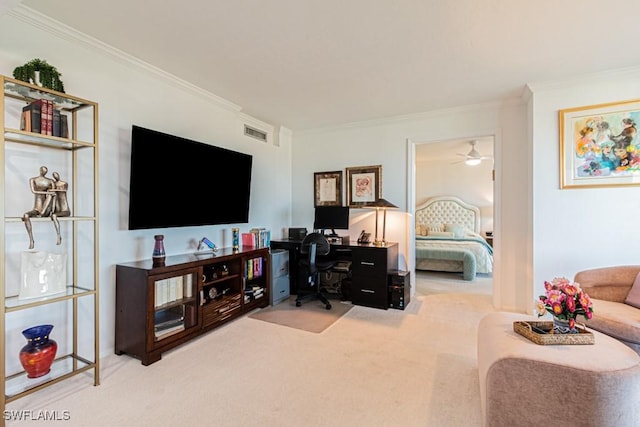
left=314, top=171, right=342, bottom=206
left=560, top=98, right=640, bottom=188
left=346, top=165, right=382, bottom=207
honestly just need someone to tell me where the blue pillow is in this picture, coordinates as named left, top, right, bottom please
left=444, top=223, right=464, bottom=238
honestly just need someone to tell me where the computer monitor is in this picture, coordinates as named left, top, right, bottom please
left=313, top=206, right=349, bottom=236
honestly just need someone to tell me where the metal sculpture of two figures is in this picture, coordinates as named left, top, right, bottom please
left=22, top=166, right=70, bottom=249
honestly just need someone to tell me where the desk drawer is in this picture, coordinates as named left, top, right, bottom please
left=352, top=250, right=387, bottom=275
left=351, top=279, right=387, bottom=309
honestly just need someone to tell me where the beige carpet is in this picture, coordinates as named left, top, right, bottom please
left=6, top=273, right=496, bottom=426
left=248, top=296, right=353, bottom=333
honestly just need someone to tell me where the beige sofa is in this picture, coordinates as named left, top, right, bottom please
left=574, top=265, right=640, bottom=355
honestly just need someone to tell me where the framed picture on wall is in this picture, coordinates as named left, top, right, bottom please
left=559, top=98, right=640, bottom=188
left=346, top=165, right=382, bottom=207
left=314, top=171, right=342, bottom=206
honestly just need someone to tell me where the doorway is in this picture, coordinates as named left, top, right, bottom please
left=407, top=136, right=495, bottom=295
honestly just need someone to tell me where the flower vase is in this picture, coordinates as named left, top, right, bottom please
left=19, top=324, right=58, bottom=378
left=152, top=235, right=166, bottom=266
left=553, top=317, right=577, bottom=334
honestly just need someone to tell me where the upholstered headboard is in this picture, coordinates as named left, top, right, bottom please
left=415, top=196, right=480, bottom=234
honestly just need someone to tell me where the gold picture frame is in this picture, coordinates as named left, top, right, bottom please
left=314, top=171, right=342, bottom=206
left=559, top=98, right=640, bottom=188
left=346, top=165, right=382, bottom=207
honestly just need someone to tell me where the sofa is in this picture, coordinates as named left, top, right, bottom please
left=574, top=265, right=640, bottom=355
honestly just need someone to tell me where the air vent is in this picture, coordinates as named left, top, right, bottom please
left=244, top=125, right=268, bottom=142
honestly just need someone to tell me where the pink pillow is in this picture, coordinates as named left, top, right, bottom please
left=624, top=272, right=640, bottom=309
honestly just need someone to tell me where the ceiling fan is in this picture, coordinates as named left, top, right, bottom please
left=455, top=140, right=493, bottom=166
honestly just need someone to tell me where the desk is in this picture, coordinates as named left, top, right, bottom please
left=270, top=240, right=398, bottom=309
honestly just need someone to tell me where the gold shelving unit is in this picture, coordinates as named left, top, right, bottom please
left=0, top=75, right=99, bottom=415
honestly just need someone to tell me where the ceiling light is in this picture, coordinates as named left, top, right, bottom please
left=465, top=158, right=481, bottom=166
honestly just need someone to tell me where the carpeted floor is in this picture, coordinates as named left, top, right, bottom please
left=6, top=271, right=495, bottom=426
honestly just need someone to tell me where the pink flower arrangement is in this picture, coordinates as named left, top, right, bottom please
left=535, top=277, right=594, bottom=329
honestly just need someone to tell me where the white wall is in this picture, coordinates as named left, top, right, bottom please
left=292, top=101, right=530, bottom=312
left=530, top=68, right=640, bottom=301
left=0, top=10, right=292, bottom=359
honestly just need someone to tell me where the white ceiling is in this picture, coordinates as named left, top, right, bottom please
left=11, top=1, right=640, bottom=130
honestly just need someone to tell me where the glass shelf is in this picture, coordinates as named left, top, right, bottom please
left=5, top=354, right=95, bottom=402
left=3, top=79, right=93, bottom=112
left=3, top=128, right=94, bottom=150
left=4, top=215, right=96, bottom=223
left=5, top=286, right=96, bottom=312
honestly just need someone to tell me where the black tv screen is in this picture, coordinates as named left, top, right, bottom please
left=313, top=206, right=350, bottom=233
left=128, top=125, right=253, bottom=230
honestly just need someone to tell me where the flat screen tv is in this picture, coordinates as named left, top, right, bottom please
left=128, top=125, right=253, bottom=230
left=313, top=206, right=349, bottom=236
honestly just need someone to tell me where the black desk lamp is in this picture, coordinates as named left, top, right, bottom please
left=367, top=198, right=398, bottom=246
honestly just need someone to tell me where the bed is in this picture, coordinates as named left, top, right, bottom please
left=415, top=196, right=493, bottom=281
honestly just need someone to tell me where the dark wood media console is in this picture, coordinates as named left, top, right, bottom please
left=115, top=246, right=270, bottom=365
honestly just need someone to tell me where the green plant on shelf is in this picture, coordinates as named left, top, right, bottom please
left=13, top=58, right=65, bottom=93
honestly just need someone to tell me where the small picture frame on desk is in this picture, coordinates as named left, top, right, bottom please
left=314, top=171, right=342, bottom=206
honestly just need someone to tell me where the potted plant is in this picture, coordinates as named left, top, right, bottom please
left=12, top=58, right=65, bottom=93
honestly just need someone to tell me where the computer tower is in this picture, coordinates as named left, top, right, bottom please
left=388, top=270, right=410, bottom=310
left=270, top=249, right=290, bottom=305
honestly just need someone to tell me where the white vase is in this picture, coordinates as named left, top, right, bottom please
left=32, top=70, right=42, bottom=87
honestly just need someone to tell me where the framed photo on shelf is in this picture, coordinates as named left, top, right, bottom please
left=314, top=171, right=342, bottom=206
left=559, top=98, right=640, bottom=189
left=346, top=165, right=382, bottom=207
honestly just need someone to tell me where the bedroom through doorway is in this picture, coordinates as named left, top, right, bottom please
left=412, top=136, right=495, bottom=296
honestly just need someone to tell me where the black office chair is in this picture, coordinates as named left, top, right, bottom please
left=296, top=232, right=335, bottom=310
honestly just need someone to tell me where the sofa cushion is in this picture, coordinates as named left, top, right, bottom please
left=585, top=298, right=640, bottom=345
left=575, top=265, right=640, bottom=302
left=624, top=272, right=640, bottom=309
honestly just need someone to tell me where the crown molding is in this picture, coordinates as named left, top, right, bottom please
left=527, top=65, right=640, bottom=93
left=8, top=5, right=243, bottom=113
left=296, top=97, right=524, bottom=135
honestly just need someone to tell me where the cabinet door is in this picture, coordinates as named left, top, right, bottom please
left=151, top=269, right=198, bottom=344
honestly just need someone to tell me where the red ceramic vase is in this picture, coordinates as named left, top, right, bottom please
left=19, top=324, right=58, bottom=378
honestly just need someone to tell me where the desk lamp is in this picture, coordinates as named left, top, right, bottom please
left=368, top=198, right=398, bottom=246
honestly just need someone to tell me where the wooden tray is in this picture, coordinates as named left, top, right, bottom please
left=513, top=321, right=595, bottom=345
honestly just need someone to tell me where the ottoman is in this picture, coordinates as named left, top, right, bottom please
left=478, top=312, right=640, bottom=427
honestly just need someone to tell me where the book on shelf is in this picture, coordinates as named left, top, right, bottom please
left=154, top=305, right=184, bottom=330
left=22, top=99, right=56, bottom=135
left=22, top=100, right=41, bottom=134
left=154, top=324, right=185, bottom=339
left=241, top=233, right=254, bottom=247
left=52, top=108, right=61, bottom=137
left=155, top=276, right=188, bottom=307
left=184, top=274, right=193, bottom=298
left=43, top=99, right=53, bottom=136
left=60, top=114, right=69, bottom=138
left=20, top=110, right=31, bottom=132
left=242, top=228, right=271, bottom=248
